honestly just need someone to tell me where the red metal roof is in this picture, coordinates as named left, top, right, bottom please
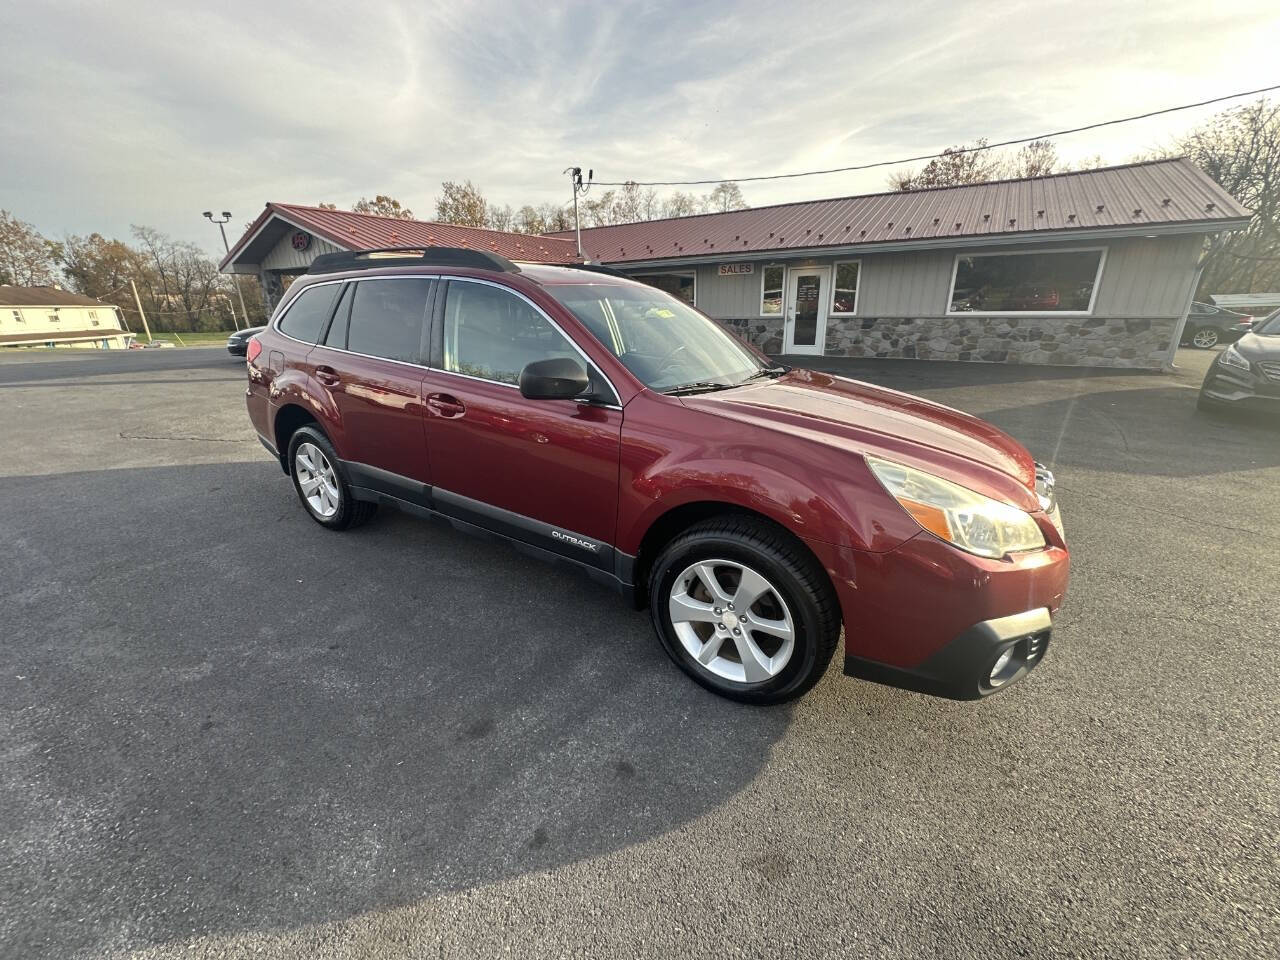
left=221, top=203, right=581, bottom=271
left=550, top=158, right=1251, bottom=265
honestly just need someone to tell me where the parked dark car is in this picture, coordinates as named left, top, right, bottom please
left=227, top=326, right=265, bottom=357
left=1181, top=301, right=1252, bottom=349
left=1198, top=308, right=1280, bottom=414
left=243, top=247, right=1068, bottom=705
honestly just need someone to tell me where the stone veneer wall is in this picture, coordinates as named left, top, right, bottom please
left=721, top=315, right=1177, bottom=369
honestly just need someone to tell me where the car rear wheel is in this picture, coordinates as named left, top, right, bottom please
left=648, top=517, right=840, bottom=704
left=288, top=426, right=376, bottom=530
left=1191, top=327, right=1219, bottom=349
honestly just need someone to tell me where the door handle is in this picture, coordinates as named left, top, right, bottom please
left=426, top=392, right=466, bottom=419
left=315, top=364, right=341, bottom=387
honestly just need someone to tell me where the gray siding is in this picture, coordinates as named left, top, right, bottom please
left=667, top=234, right=1205, bottom=322
left=261, top=232, right=345, bottom=272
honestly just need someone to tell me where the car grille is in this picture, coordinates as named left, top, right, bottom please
left=1260, top=361, right=1280, bottom=382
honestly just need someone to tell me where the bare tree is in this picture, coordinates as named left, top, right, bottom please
left=661, top=191, right=701, bottom=218
left=1003, top=140, right=1059, bottom=179
left=0, top=210, right=61, bottom=286
left=889, top=140, right=1004, bottom=190
left=703, top=182, right=749, bottom=213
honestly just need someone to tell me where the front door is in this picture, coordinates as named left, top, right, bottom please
left=421, top=278, right=623, bottom=571
left=783, top=266, right=830, bottom=355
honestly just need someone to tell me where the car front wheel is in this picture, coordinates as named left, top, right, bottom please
left=648, top=517, right=841, bottom=704
left=1191, top=327, right=1220, bottom=349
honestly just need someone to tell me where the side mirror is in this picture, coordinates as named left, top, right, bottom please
left=519, top=356, right=589, bottom=400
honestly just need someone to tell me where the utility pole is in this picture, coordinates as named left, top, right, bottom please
left=563, top=167, right=592, bottom=260
left=203, top=211, right=247, bottom=330
left=130, top=278, right=153, bottom=343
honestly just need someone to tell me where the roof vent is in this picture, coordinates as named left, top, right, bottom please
left=1037, top=209, right=1045, bottom=218
left=1067, top=214, right=1076, bottom=222
left=805, top=228, right=811, bottom=235
left=954, top=222, right=961, bottom=230
left=817, top=233, right=823, bottom=240
left=933, top=218, right=940, bottom=226
left=903, top=226, right=911, bottom=234
left=1133, top=208, right=1142, bottom=217
left=1008, top=218, right=1016, bottom=226
left=1205, top=202, right=1216, bottom=211
left=982, top=214, right=990, bottom=222
left=1096, top=203, right=1105, bottom=212
left=886, top=222, right=894, bottom=230
left=1161, top=198, right=1172, bottom=206
left=845, top=225, right=851, bottom=231
left=860, top=229, right=867, bottom=237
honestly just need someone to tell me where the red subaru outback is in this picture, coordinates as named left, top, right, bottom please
left=244, top=248, right=1068, bottom=704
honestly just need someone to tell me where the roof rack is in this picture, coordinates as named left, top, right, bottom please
left=560, top=262, right=630, bottom=279
left=307, top=246, right=521, bottom=275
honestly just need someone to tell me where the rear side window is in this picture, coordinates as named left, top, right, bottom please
left=277, top=283, right=340, bottom=343
left=347, top=278, right=431, bottom=363
left=323, top=284, right=354, bottom=349
left=442, top=281, right=578, bottom=384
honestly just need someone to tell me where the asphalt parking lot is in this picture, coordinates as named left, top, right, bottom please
left=3, top=346, right=1277, bottom=960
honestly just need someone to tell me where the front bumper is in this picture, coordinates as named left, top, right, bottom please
left=846, top=607, right=1052, bottom=700
left=806, top=518, right=1069, bottom=701
left=1199, top=360, right=1280, bottom=409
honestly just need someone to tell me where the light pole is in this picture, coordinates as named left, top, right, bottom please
left=563, top=167, right=592, bottom=260
left=203, top=210, right=248, bottom=331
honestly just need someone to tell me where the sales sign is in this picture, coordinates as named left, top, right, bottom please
left=718, top=263, right=754, bottom=276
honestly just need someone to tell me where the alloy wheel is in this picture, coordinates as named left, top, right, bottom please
left=294, top=441, right=340, bottom=518
left=1192, top=328, right=1219, bottom=349
left=667, top=559, right=796, bottom=684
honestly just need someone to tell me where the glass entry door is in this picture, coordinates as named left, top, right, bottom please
left=783, top=266, right=830, bottom=355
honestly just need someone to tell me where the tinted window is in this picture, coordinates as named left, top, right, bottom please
left=278, top=283, right=340, bottom=343
left=347, top=278, right=431, bottom=363
left=442, top=281, right=578, bottom=385
left=323, top=284, right=353, bottom=349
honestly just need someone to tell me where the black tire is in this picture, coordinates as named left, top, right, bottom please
left=647, top=516, right=841, bottom=705
left=287, top=425, right=376, bottom=530
left=1191, top=327, right=1219, bottom=349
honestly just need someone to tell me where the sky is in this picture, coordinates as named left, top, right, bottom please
left=2, top=0, right=1278, bottom=257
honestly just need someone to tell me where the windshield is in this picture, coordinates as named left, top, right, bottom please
left=546, top=282, right=767, bottom=391
left=1253, top=308, right=1280, bottom=335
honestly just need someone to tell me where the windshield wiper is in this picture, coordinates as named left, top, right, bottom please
left=663, top=380, right=737, bottom=396
left=737, top=365, right=788, bottom=385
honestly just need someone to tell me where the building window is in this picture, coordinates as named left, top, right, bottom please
left=949, top=249, right=1105, bottom=314
left=11, top=310, right=22, bottom=324
left=91, top=318, right=101, bottom=326
left=634, top=272, right=695, bottom=305
left=830, top=261, right=860, bottom=315
left=89, top=310, right=98, bottom=319
left=760, top=265, right=784, bottom=315
left=48, top=312, right=60, bottom=323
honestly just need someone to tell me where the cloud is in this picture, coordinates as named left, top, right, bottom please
left=1, top=0, right=1276, bottom=252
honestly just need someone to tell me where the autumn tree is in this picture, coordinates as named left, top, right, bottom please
left=61, top=233, right=142, bottom=301
left=661, top=191, right=701, bottom=218
left=434, top=181, right=489, bottom=227
left=1003, top=140, right=1059, bottom=179
left=0, top=210, right=61, bottom=286
left=889, top=140, right=1004, bottom=190
left=352, top=195, right=415, bottom=219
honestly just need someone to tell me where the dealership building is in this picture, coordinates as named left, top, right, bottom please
left=222, top=158, right=1249, bottom=369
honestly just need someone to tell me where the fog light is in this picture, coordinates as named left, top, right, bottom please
left=988, top=647, right=1017, bottom=686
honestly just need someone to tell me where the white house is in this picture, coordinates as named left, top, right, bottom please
left=0, top=285, right=134, bottom=349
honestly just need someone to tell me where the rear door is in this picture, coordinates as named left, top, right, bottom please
left=420, top=278, right=623, bottom=569
left=309, top=276, right=435, bottom=503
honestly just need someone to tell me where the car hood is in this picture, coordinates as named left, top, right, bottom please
left=1235, top=331, right=1280, bottom=358
left=682, top=368, right=1039, bottom=502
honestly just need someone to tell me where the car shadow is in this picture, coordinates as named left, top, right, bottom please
left=1, top=462, right=793, bottom=959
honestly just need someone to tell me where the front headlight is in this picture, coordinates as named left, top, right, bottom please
left=867, top=457, right=1046, bottom=559
left=1219, top=344, right=1251, bottom=372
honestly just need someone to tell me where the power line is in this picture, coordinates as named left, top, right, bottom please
left=595, top=83, right=1280, bottom=187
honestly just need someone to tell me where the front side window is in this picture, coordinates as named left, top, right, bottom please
left=949, top=250, right=1104, bottom=314
left=831, top=261, right=860, bottom=315
left=277, top=283, right=340, bottom=343
left=635, top=272, right=695, bottom=305
left=442, top=281, right=578, bottom=385
left=761, top=266, right=784, bottom=315
left=547, top=282, right=765, bottom=392
left=346, top=278, right=431, bottom=363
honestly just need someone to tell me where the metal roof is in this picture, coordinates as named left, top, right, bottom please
left=0, top=285, right=120, bottom=309
left=551, top=158, right=1251, bottom=266
left=220, top=203, right=580, bottom=272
